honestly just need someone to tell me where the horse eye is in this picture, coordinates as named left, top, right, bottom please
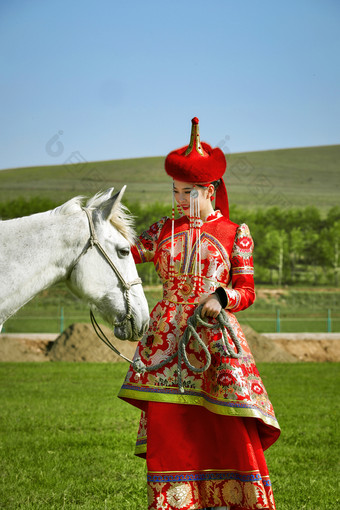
left=118, top=247, right=130, bottom=258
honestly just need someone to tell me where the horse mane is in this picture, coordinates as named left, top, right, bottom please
left=106, top=203, right=135, bottom=245
left=55, top=191, right=135, bottom=244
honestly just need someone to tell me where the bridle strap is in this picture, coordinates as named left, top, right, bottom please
left=68, top=207, right=142, bottom=342
left=82, top=207, right=142, bottom=291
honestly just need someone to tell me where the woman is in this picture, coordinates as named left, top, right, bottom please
left=118, top=117, right=280, bottom=510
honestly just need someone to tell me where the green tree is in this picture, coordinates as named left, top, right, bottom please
left=255, top=228, right=288, bottom=285
left=0, top=196, right=59, bottom=220
left=319, top=221, right=340, bottom=286
left=288, top=227, right=306, bottom=282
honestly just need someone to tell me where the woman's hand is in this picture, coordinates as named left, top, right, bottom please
left=199, top=294, right=222, bottom=319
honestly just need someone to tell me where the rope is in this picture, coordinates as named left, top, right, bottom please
left=89, top=303, right=243, bottom=394
left=132, top=304, right=243, bottom=393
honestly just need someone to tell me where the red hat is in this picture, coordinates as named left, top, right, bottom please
left=165, top=117, right=229, bottom=217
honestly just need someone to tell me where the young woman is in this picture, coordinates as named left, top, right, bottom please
left=118, top=118, right=280, bottom=510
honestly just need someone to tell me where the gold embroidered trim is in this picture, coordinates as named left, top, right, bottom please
left=118, top=388, right=280, bottom=431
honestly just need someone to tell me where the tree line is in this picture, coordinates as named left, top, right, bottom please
left=1, top=196, right=339, bottom=286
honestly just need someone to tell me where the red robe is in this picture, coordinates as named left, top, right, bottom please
left=118, top=210, right=280, bottom=510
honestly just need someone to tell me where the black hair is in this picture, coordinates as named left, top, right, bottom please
left=211, top=179, right=221, bottom=190
left=195, top=179, right=221, bottom=191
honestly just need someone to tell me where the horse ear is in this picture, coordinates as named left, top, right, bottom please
left=100, top=187, right=115, bottom=203
left=102, top=185, right=126, bottom=221
left=86, top=187, right=115, bottom=210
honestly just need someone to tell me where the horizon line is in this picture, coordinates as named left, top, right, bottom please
left=0, top=143, right=338, bottom=172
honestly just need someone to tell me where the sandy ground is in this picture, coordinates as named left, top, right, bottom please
left=263, top=333, right=340, bottom=362
left=1, top=323, right=339, bottom=363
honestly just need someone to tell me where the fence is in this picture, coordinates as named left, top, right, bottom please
left=1, top=307, right=339, bottom=335
left=256, top=307, right=334, bottom=333
left=239, top=309, right=339, bottom=334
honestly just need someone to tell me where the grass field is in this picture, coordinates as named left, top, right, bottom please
left=0, top=145, right=339, bottom=211
left=0, top=362, right=339, bottom=509
left=2, top=284, right=340, bottom=335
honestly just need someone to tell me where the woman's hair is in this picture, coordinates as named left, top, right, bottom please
left=195, top=179, right=221, bottom=191
left=211, top=179, right=221, bottom=191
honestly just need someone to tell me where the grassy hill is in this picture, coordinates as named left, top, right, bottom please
left=0, top=145, right=339, bottom=211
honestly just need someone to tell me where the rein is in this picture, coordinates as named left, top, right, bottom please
left=90, top=310, right=136, bottom=363
left=68, top=207, right=142, bottom=339
left=89, top=301, right=243, bottom=394
left=70, top=208, right=243, bottom=391
left=132, top=304, right=243, bottom=392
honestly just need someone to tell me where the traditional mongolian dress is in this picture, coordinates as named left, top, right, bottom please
left=118, top=210, right=280, bottom=510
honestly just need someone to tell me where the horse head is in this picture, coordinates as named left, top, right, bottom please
left=67, top=187, right=149, bottom=342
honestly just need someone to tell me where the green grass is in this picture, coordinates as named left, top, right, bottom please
left=0, top=363, right=146, bottom=509
left=0, top=363, right=338, bottom=509
left=261, top=363, right=339, bottom=509
left=0, top=145, right=339, bottom=211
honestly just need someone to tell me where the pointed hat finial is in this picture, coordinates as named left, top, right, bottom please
left=184, top=117, right=209, bottom=157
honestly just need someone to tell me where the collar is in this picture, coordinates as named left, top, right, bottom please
left=205, top=209, right=223, bottom=222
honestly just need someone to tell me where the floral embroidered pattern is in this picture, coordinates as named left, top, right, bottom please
left=148, top=471, right=276, bottom=510
left=121, top=216, right=279, bottom=435
left=166, top=483, right=192, bottom=508
left=231, top=223, right=254, bottom=259
left=124, top=307, right=278, bottom=435
left=222, top=479, right=243, bottom=505
left=136, top=216, right=169, bottom=262
left=120, top=213, right=279, bottom=510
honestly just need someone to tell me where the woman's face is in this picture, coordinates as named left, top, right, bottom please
left=173, top=180, right=214, bottom=217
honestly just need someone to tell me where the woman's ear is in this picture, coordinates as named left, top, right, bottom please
left=207, top=183, right=215, bottom=199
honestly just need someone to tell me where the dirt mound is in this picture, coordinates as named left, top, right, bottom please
left=49, top=323, right=138, bottom=362
left=274, top=338, right=339, bottom=362
left=264, top=333, right=340, bottom=362
left=45, top=323, right=301, bottom=363
left=1, top=323, right=338, bottom=363
left=241, top=325, right=298, bottom=362
left=0, top=336, right=52, bottom=362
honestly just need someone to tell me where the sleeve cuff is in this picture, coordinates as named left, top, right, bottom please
left=214, top=287, right=229, bottom=308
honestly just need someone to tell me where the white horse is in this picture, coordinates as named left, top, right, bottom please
left=0, top=187, right=149, bottom=341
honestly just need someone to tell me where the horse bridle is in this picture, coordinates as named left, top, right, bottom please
left=68, top=207, right=143, bottom=346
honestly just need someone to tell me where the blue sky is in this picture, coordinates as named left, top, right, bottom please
left=0, top=0, right=339, bottom=170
